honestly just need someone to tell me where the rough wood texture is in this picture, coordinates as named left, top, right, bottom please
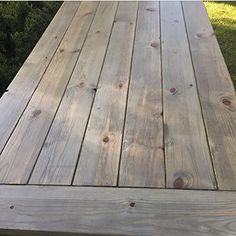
left=29, top=2, right=118, bottom=185
left=183, top=2, right=236, bottom=190
left=119, top=2, right=165, bottom=188
left=0, top=2, right=80, bottom=153
left=1, top=186, right=236, bottom=236
left=0, top=2, right=98, bottom=184
left=161, top=1, right=216, bottom=189
left=73, top=2, right=138, bottom=186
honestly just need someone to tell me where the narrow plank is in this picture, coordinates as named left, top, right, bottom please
left=119, top=2, right=165, bottom=188
left=0, top=2, right=80, bottom=153
left=183, top=2, right=236, bottom=190
left=1, top=186, right=236, bottom=236
left=161, top=2, right=216, bottom=189
left=73, top=2, right=138, bottom=186
left=29, top=2, right=118, bottom=185
left=0, top=2, right=99, bottom=184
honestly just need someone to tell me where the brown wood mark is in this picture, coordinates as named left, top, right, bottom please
left=161, top=1, right=216, bottom=189
left=119, top=1, right=165, bottom=188
left=73, top=2, right=138, bottom=186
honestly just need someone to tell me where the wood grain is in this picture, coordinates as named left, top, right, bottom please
left=1, top=185, right=236, bottom=236
left=73, top=2, right=138, bottom=186
left=29, top=2, right=118, bottom=185
left=161, top=1, right=216, bottom=189
left=119, top=2, right=165, bottom=188
left=182, top=2, right=236, bottom=190
left=0, top=2, right=80, bottom=153
left=0, top=2, right=98, bottom=184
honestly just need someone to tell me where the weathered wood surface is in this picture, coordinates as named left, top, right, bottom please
left=119, top=1, right=165, bottom=188
left=0, top=2, right=80, bottom=153
left=30, top=2, right=118, bottom=185
left=0, top=1, right=235, bottom=191
left=1, top=186, right=236, bottom=236
left=0, top=2, right=98, bottom=184
left=0, top=1, right=236, bottom=236
left=73, top=2, right=138, bottom=186
left=182, top=2, right=236, bottom=190
left=161, top=1, right=216, bottom=189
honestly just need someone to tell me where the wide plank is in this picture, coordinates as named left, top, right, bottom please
left=119, top=2, right=165, bottom=188
left=161, top=1, right=216, bottom=189
left=30, top=2, right=118, bottom=185
left=1, top=186, right=236, bottom=236
left=182, top=2, right=236, bottom=190
left=0, top=2, right=80, bottom=153
left=0, top=2, right=99, bottom=184
left=73, top=2, right=138, bottom=186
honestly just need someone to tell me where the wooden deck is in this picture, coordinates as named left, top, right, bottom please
left=0, top=1, right=236, bottom=235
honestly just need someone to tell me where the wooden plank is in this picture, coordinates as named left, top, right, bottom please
left=0, top=2, right=80, bottom=153
left=161, top=2, right=216, bottom=189
left=0, top=2, right=99, bottom=184
left=73, top=2, right=138, bottom=186
left=29, top=2, right=118, bottom=185
left=182, top=2, right=236, bottom=190
left=1, top=185, right=236, bottom=236
left=119, top=2, right=165, bottom=188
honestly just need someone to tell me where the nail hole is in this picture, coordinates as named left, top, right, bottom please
left=129, top=202, right=135, bottom=207
left=93, top=87, right=97, bottom=92
left=170, top=88, right=176, bottom=94
left=10, top=205, right=14, bottom=210
left=59, top=49, right=64, bottom=53
left=150, top=42, right=159, bottom=48
left=189, top=84, right=193, bottom=87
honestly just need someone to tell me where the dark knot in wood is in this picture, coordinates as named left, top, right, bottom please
left=103, top=136, right=109, bottom=143
left=174, top=177, right=185, bottom=188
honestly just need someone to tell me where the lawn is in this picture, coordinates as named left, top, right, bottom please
left=205, top=1, right=236, bottom=89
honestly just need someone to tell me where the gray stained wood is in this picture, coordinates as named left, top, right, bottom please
left=119, top=1, right=165, bottom=188
left=0, top=1, right=236, bottom=235
left=0, top=2, right=99, bottom=184
left=0, top=2, right=80, bottom=153
left=73, top=2, right=138, bottom=186
left=1, top=185, right=236, bottom=236
left=29, top=2, right=118, bottom=185
left=161, top=1, right=216, bottom=189
left=182, top=2, right=236, bottom=190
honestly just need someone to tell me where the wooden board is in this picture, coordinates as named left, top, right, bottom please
left=182, top=2, right=236, bottom=190
left=161, top=1, right=216, bottom=189
left=119, top=1, right=165, bottom=188
left=73, top=2, right=138, bottom=186
left=0, top=2, right=80, bottom=154
left=1, top=185, right=236, bottom=236
left=0, top=2, right=99, bottom=184
left=29, top=2, right=118, bottom=185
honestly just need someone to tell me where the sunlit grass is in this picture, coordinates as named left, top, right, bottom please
left=205, top=1, right=236, bottom=89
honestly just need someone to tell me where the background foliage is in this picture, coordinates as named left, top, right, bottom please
left=0, top=1, right=62, bottom=96
left=205, top=1, right=236, bottom=88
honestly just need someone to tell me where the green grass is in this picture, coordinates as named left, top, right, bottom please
left=205, top=1, right=236, bottom=89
